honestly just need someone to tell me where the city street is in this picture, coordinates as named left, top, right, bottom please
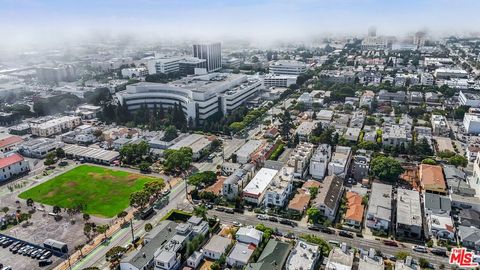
left=208, top=210, right=451, bottom=268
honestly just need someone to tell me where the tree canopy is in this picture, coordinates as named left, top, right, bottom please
left=163, top=147, right=193, bottom=172
left=188, top=171, right=217, bottom=187
left=370, top=156, right=404, bottom=182
left=119, top=141, right=150, bottom=165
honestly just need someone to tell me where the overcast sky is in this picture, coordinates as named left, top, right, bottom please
left=1, top=0, right=480, bottom=50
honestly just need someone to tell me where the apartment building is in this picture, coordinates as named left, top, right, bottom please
left=313, top=175, right=344, bottom=221
left=264, top=167, right=294, bottom=207
left=328, top=146, right=352, bottom=178
left=396, top=188, right=422, bottom=240
left=287, top=142, right=315, bottom=178
left=31, top=116, right=82, bottom=137
left=309, top=144, right=332, bottom=180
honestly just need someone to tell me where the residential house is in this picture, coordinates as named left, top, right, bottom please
left=186, top=251, right=203, bottom=269
left=344, top=191, right=364, bottom=229
left=358, top=249, right=384, bottom=270
left=431, top=114, right=449, bottom=136
left=419, top=164, right=447, bottom=195
left=360, top=90, right=375, bottom=108
left=458, top=226, right=480, bottom=251
left=343, top=128, right=362, bottom=142
left=366, top=182, right=393, bottom=232
left=395, top=256, right=421, bottom=270
left=313, top=175, right=344, bottom=221
left=245, top=239, right=292, bottom=270
left=382, top=125, right=409, bottom=147
left=287, top=189, right=310, bottom=214
left=325, top=243, right=354, bottom=270
left=120, top=220, right=177, bottom=270
left=444, top=164, right=475, bottom=196
left=227, top=242, right=255, bottom=268
left=285, top=240, right=320, bottom=270
left=396, top=188, right=423, bottom=239
left=202, top=235, right=231, bottom=260
left=295, top=121, right=319, bottom=142
left=236, top=226, right=263, bottom=246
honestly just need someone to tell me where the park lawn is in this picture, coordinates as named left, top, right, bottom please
left=19, top=165, right=162, bottom=218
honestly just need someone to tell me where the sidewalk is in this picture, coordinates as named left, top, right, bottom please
left=54, top=176, right=181, bottom=270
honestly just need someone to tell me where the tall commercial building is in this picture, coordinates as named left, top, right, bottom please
left=36, top=65, right=77, bottom=84
left=368, top=26, right=377, bottom=37
left=193, top=43, right=222, bottom=72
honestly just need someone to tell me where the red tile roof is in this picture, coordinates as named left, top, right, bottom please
left=0, top=153, right=24, bottom=169
left=345, top=191, right=364, bottom=223
left=0, top=135, right=23, bottom=149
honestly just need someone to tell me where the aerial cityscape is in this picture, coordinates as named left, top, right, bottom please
left=2, top=0, right=480, bottom=270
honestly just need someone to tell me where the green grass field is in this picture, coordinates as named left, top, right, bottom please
left=19, top=165, right=162, bottom=218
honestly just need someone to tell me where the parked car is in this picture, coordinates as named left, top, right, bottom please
left=431, top=248, right=447, bottom=257
left=225, top=208, right=235, bottom=214
left=268, top=216, right=278, bottom=222
left=256, top=214, right=268, bottom=220
left=328, top=240, right=340, bottom=246
left=383, top=240, right=398, bottom=247
left=40, top=251, right=52, bottom=260
left=39, top=259, right=53, bottom=267
left=412, top=245, right=428, bottom=253
left=338, top=231, right=354, bottom=238
left=307, top=225, right=321, bottom=231
left=215, top=207, right=225, bottom=212
left=321, top=228, right=335, bottom=234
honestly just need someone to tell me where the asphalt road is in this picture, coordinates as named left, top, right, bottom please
left=209, top=210, right=451, bottom=268
left=72, top=180, right=188, bottom=270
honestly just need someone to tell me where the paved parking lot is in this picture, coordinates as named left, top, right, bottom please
left=0, top=234, right=58, bottom=270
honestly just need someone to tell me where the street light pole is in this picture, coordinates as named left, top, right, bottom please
left=130, top=219, right=134, bottom=243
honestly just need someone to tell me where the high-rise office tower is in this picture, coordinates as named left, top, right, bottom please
left=192, top=42, right=222, bottom=72
left=368, top=26, right=377, bottom=37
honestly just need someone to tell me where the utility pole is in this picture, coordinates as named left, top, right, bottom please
left=130, top=219, right=134, bottom=243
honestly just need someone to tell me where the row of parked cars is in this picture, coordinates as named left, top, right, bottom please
left=0, top=235, right=53, bottom=267
left=256, top=214, right=298, bottom=227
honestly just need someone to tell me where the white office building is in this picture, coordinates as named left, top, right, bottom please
left=116, top=73, right=263, bottom=124
left=147, top=57, right=184, bottom=75
left=193, top=43, right=222, bottom=72
left=263, top=74, right=298, bottom=88
left=269, top=60, right=307, bottom=75
left=464, top=113, right=480, bottom=134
